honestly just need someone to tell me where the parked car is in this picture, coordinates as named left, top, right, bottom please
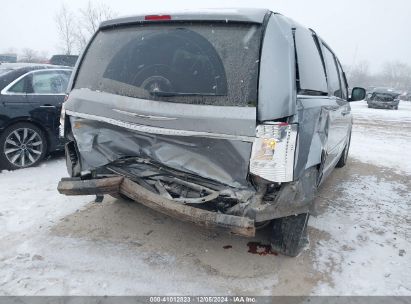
left=58, top=9, right=365, bottom=256
left=0, top=63, right=72, bottom=169
left=0, top=54, right=17, bottom=63
left=399, top=91, right=411, bottom=101
left=49, top=55, right=79, bottom=67
left=367, top=89, right=400, bottom=109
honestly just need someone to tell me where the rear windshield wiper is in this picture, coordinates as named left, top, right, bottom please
left=149, top=91, right=217, bottom=97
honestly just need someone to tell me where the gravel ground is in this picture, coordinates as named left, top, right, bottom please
left=0, top=101, right=410, bottom=295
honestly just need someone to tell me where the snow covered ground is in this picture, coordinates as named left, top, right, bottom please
left=349, top=100, right=411, bottom=174
left=0, top=100, right=410, bottom=295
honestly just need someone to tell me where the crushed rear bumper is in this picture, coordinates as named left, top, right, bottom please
left=57, top=176, right=256, bottom=237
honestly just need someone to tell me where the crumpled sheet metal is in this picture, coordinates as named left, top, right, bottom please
left=240, top=167, right=318, bottom=221
left=70, top=117, right=253, bottom=189
left=294, top=99, right=330, bottom=180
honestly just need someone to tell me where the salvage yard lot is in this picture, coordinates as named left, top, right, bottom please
left=0, top=101, right=410, bottom=295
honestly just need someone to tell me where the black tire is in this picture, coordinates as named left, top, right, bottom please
left=270, top=213, right=310, bottom=257
left=336, top=131, right=351, bottom=168
left=395, top=106, right=399, bottom=110
left=0, top=122, right=47, bottom=170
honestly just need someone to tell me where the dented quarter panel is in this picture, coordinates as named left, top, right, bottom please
left=294, top=96, right=348, bottom=181
left=244, top=167, right=318, bottom=221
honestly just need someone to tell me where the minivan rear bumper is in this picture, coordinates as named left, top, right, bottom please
left=57, top=176, right=256, bottom=237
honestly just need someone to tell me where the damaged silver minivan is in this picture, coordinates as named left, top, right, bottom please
left=58, top=9, right=366, bottom=256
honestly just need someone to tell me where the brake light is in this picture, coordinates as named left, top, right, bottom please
left=59, top=94, right=69, bottom=138
left=144, top=15, right=172, bottom=21
left=277, top=122, right=289, bottom=127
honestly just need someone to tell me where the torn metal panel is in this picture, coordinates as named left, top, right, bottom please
left=294, top=97, right=332, bottom=180
left=233, top=167, right=318, bottom=222
left=70, top=116, right=253, bottom=189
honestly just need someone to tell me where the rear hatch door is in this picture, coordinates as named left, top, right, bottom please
left=66, top=21, right=263, bottom=188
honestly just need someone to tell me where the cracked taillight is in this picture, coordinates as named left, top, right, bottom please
left=250, top=123, right=297, bottom=183
left=59, top=94, right=69, bottom=138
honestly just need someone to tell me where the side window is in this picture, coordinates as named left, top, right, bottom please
left=31, top=71, right=70, bottom=94
left=295, top=29, right=328, bottom=95
left=322, top=45, right=342, bottom=98
left=336, top=61, right=348, bottom=100
left=8, top=77, right=27, bottom=93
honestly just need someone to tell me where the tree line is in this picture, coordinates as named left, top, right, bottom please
left=1, top=1, right=116, bottom=63
left=4, top=3, right=411, bottom=93
left=346, top=61, right=411, bottom=91
left=55, top=1, right=116, bottom=55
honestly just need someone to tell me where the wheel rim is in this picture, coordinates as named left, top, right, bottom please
left=3, top=128, right=43, bottom=167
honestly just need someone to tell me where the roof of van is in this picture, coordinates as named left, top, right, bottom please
left=100, top=8, right=272, bottom=28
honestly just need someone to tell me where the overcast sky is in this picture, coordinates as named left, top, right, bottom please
left=1, top=0, right=410, bottom=72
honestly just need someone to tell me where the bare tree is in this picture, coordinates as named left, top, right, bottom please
left=380, top=61, right=411, bottom=90
left=346, top=60, right=371, bottom=88
left=55, top=4, right=77, bottom=55
left=347, top=60, right=411, bottom=91
left=81, top=1, right=116, bottom=36
left=19, top=48, right=40, bottom=63
left=75, top=1, right=116, bottom=52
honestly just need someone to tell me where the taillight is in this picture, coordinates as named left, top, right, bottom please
left=250, top=123, right=297, bottom=183
left=59, top=94, right=69, bottom=138
left=144, top=15, right=172, bottom=21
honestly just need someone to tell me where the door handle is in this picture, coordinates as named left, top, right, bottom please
left=341, top=110, right=350, bottom=116
left=40, top=105, right=57, bottom=108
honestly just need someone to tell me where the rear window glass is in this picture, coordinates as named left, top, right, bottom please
left=31, top=70, right=71, bottom=94
left=295, top=29, right=328, bottom=95
left=50, top=55, right=78, bottom=67
left=322, top=45, right=342, bottom=98
left=74, top=23, right=262, bottom=107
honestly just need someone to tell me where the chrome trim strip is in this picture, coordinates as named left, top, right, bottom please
left=66, top=110, right=255, bottom=142
left=0, top=68, right=72, bottom=96
left=112, top=109, right=178, bottom=121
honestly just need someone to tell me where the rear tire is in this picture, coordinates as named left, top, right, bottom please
left=270, top=213, right=310, bottom=257
left=336, top=131, right=351, bottom=168
left=0, top=122, right=47, bottom=170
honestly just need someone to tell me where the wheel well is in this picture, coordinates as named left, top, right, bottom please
left=1, top=119, right=51, bottom=152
